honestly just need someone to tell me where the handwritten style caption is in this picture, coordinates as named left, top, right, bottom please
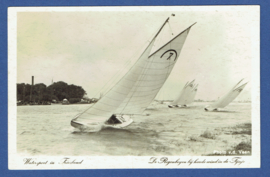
left=23, top=158, right=83, bottom=166
left=149, top=157, right=245, bottom=166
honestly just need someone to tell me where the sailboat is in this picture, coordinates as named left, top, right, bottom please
left=71, top=17, right=196, bottom=132
left=168, top=80, right=198, bottom=108
left=204, top=79, right=248, bottom=111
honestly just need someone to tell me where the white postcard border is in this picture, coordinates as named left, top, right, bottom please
left=8, top=6, right=260, bottom=169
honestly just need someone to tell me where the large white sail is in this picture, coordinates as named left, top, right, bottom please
left=72, top=32, right=157, bottom=126
left=115, top=24, right=195, bottom=114
left=210, top=79, right=248, bottom=109
left=71, top=18, right=196, bottom=130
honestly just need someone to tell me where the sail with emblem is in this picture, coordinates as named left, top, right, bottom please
left=115, top=23, right=196, bottom=114
left=169, top=80, right=197, bottom=107
left=179, top=80, right=196, bottom=105
left=71, top=17, right=196, bottom=132
left=186, top=83, right=198, bottom=105
left=207, top=79, right=248, bottom=110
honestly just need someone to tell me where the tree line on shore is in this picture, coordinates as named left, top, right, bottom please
left=17, top=81, right=88, bottom=104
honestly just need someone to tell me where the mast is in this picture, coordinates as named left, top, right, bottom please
left=71, top=16, right=195, bottom=130
left=137, top=17, right=170, bottom=59
left=153, top=17, right=170, bottom=39
left=101, top=17, right=171, bottom=98
left=149, top=22, right=197, bottom=58
left=117, top=20, right=196, bottom=113
left=115, top=17, right=170, bottom=114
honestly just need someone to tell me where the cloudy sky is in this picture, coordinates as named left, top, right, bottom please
left=16, top=6, right=259, bottom=101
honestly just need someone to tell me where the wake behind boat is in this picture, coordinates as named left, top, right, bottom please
left=71, top=17, right=196, bottom=132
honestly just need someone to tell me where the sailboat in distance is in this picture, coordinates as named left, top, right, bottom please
left=71, top=17, right=196, bottom=132
left=204, top=79, right=248, bottom=111
left=168, top=80, right=198, bottom=108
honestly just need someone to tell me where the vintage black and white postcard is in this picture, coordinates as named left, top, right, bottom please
left=8, top=6, right=260, bottom=169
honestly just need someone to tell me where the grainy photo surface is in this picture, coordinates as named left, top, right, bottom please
left=8, top=6, right=260, bottom=169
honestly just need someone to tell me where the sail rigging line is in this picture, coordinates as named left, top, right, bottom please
left=172, top=80, right=197, bottom=106
left=79, top=17, right=170, bottom=119
left=185, top=81, right=189, bottom=87
left=92, top=92, right=170, bottom=111
left=209, top=79, right=248, bottom=109
left=109, top=86, right=164, bottom=96
left=114, top=18, right=170, bottom=115
left=233, top=82, right=248, bottom=91
left=162, top=35, right=174, bottom=103
left=89, top=19, right=169, bottom=100
left=72, top=18, right=196, bottom=131
left=164, top=21, right=174, bottom=92
left=117, top=36, right=163, bottom=114
left=118, top=23, right=174, bottom=114
left=149, top=22, right=197, bottom=58
left=118, top=49, right=157, bottom=114
left=99, top=97, right=159, bottom=107
left=144, top=32, right=187, bottom=108
left=215, top=79, right=244, bottom=101
left=119, top=22, right=196, bottom=114
left=150, top=17, right=173, bottom=59
left=79, top=34, right=162, bottom=118
left=91, top=37, right=155, bottom=100
left=96, top=17, right=170, bottom=105
left=168, top=20, right=174, bottom=36
left=163, top=23, right=195, bottom=106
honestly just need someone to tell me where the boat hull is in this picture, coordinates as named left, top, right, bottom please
left=204, top=106, right=218, bottom=111
left=71, top=120, right=83, bottom=128
left=168, top=104, right=188, bottom=108
left=71, top=119, right=103, bottom=132
left=103, top=119, right=133, bottom=129
left=71, top=117, right=134, bottom=132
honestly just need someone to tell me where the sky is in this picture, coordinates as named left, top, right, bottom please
left=16, top=6, right=259, bottom=101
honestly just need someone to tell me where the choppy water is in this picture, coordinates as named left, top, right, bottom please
left=17, top=102, right=251, bottom=156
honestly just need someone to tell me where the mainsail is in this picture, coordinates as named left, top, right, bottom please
left=71, top=18, right=196, bottom=130
left=170, top=80, right=198, bottom=107
left=209, top=79, right=248, bottom=109
left=186, top=84, right=198, bottom=105
left=115, top=24, right=196, bottom=114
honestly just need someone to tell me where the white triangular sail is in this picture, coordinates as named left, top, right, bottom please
left=171, top=81, right=188, bottom=105
left=211, top=79, right=248, bottom=109
left=73, top=33, right=157, bottom=125
left=179, top=80, right=196, bottom=105
left=171, top=80, right=197, bottom=106
left=115, top=24, right=195, bottom=114
left=186, top=84, right=198, bottom=105
left=72, top=18, right=196, bottom=128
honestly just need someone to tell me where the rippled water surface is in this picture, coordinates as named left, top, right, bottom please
left=17, top=102, right=251, bottom=156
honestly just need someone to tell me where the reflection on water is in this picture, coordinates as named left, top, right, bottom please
left=17, top=102, right=251, bottom=156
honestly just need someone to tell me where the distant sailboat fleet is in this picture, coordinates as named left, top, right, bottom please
left=70, top=16, right=248, bottom=132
